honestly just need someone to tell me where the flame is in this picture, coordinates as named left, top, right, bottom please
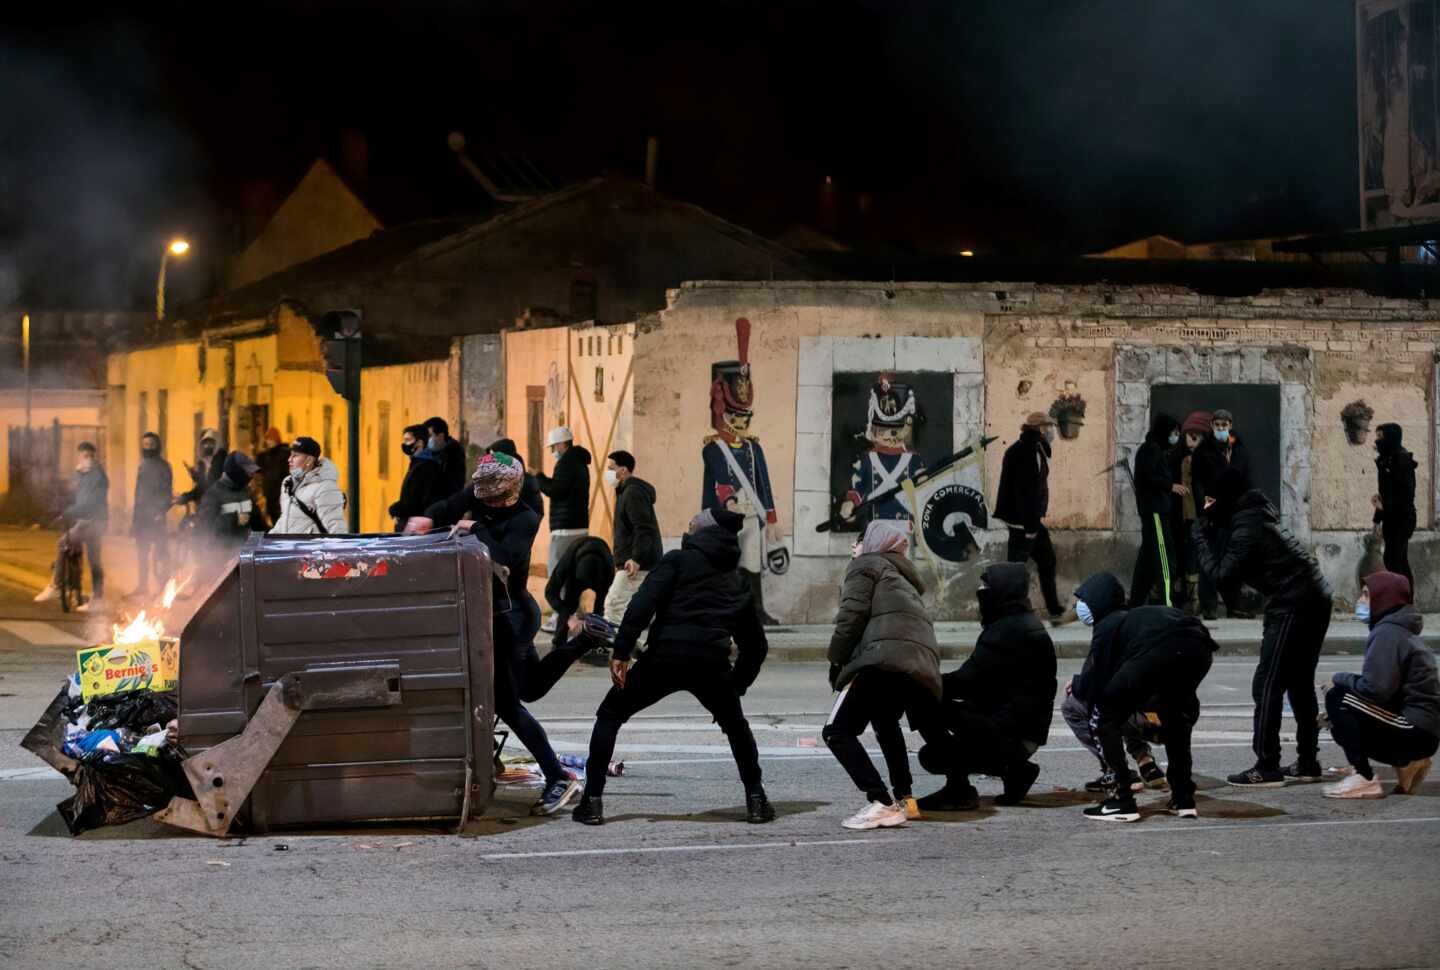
left=160, top=574, right=190, bottom=610
left=112, top=610, right=165, bottom=644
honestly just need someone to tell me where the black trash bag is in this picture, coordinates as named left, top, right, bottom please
left=20, top=685, right=80, bottom=779
left=85, top=690, right=178, bottom=732
left=57, top=748, right=193, bottom=836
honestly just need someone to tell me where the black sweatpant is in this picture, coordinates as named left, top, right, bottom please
left=1326, top=685, right=1439, bottom=779
left=1097, top=640, right=1211, bottom=803
left=584, top=655, right=761, bottom=798
left=920, top=706, right=1033, bottom=787
left=1252, top=602, right=1332, bottom=771
left=492, top=593, right=566, bottom=785
left=134, top=529, right=169, bottom=594
left=823, top=669, right=946, bottom=802
left=1006, top=525, right=1062, bottom=615
left=517, top=635, right=595, bottom=704
left=1382, top=523, right=1415, bottom=601
left=53, top=523, right=104, bottom=598
left=1129, top=511, right=1175, bottom=608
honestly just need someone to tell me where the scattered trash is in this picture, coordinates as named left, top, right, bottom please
left=556, top=753, right=625, bottom=777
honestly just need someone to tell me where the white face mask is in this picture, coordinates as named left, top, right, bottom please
left=289, top=467, right=305, bottom=482
left=1042, top=427, right=1056, bottom=444
left=1168, top=432, right=1180, bottom=446
left=1355, top=602, right=1371, bottom=622
left=1076, top=600, right=1095, bottom=626
left=603, top=468, right=619, bottom=488
left=1213, top=428, right=1230, bottom=443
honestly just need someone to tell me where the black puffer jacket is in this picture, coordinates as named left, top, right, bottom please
left=612, top=476, right=662, bottom=570
left=1375, top=423, right=1418, bottom=532
left=942, top=562, right=1057, bottom=745
left=612, top=524, right=768, bottom=693
left=537, top=445, right=592, bottom=530
left=1193, top=490, right=1332, bottom=616
left=829, top=552, right=942, bottom=700
left=1134, top=415, right=1178, bottom=517
left=993, top=429, right=1050, bottom=532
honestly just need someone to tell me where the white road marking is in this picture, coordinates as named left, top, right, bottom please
left=480, top=838, right=876, bottom=861
left=554, top=740, right=1260, bottom=758
left=1133, top=816, right=1440, bottom=834
left=0, top=767, right=62, bottom=781
left=0, top=621, right=86, bottom=647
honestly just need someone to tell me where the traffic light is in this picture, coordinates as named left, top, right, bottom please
left=320, top=310, right=361, bottom=401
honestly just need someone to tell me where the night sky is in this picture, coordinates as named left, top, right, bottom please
left=1, top=0, right=1357, bottom=309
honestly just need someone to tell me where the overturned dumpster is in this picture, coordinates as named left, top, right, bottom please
left=25, top=531, right=496, bottom=836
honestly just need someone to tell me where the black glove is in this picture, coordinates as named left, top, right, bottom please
left=828, top=663, right=842, bottom=690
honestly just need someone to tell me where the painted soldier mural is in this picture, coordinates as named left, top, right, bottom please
left=840, top=374, right=927, bottom=527
left=702, top=317, right=784, bottom=624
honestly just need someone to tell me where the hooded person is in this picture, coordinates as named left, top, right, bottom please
left=1372, top=423, right=1418, bottom=597
left=256, top=428, right=290, bottom=526
left=544, top=535, right=615, bottom=652
left=270, top=437, right=347, bottom=535
left=994, top=412, right=1064, bottom=619
left=1130, top=413, right=1180, bottom=608
left=1072, top=573, right=1218, bottom=822
left=131, top=431, right=174, bottom=597
left=389, top=424, right=445, bottom=530
left=197, top=451, right=262, bottom=551
left=1171, top=411, right=1223, bottom=618
left=915, top=562, right=1057, bottom=810
left=1322, top=572, right=1439, bottom=799
left=823, top=520, right=949, bottom=830
left=1193, top=467, right=1334, bottom=787
left=572, top=506, right=776, bottom=827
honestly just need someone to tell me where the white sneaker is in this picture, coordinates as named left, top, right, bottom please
left=540, top=617, right=557, bottom=633
left=76, top=597, right=104, bottom=613
left=1323, top=773, right=1385, bottom=799
left=33, top=585, right=58, bottom=603
left=841, top=800, right=908, bottom=830
left=1395, top=757, right=1433, bottom=795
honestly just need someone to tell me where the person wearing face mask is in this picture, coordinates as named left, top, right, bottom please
left=130, top=431, right=173, bottom=598
left=914, top=562, right=1056, bottom=811
left=1129, top=413, right=1180, bottom=608
left=35, top=442, right=110, bottom=610
left=1210, top=409, right=1251, bottom=489
left=176, top=428, right=226, bottom=506
left=422, top=417, right=467, bottom=498
left=196, top=451, right=262, bottom=552
left=604, top=450, right=661, bottom=626
left=535, top=427, right=593, bottom=590
left=1169, top=411, right=1223, bottom=619
left=993, top=412, right=1064, bottom=621
left=1322, top=572, right=1438, bottom=798
left=1071, top=573, right=1218, bottom=822
left=388, top=424, right=444, bottom=531
left=1371, top=422, right=1418, bottom=597
left=1192, top=467, right=1333, bottom=787
left=270, top=437, right=347, bottom=535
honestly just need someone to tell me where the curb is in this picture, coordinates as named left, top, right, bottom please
left=760, top=639, right=1368, bottom=662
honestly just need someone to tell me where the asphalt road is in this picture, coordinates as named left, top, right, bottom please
left=1, top=581, right=1437, bottom=970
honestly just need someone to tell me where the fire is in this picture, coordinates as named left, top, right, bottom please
left=112, top=610, right=165, bottom=644
left=160, top=574, right=190, bottom=610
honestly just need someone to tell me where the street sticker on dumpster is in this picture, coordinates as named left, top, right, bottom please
left=298, top=556, right=391, bottom=580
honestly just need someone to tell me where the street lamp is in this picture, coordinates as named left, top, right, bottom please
left=156, top=238, right=191, bottom=321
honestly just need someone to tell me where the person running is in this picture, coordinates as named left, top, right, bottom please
left=1072, top=573, right=1218, bottom=822
left=915, top=562, right=1056, bottom=810
left=1322, top=571, right=1439, bottom=799
left=572, top=508, right=774, bottom=826
left=994, top=412, right=1064, bottom=621
left=1372, top=423, right=1418, bottom=597
left=824, top=521, right=947, bottom=830
left=1130, top=413, right=1179, bottom=607
left=1192, top=468, right=1334, bottom=787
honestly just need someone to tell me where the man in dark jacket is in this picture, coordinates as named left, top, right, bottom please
left=424, top=416, right=468, bottom=498
left=1210, top=409, right=1252, bottom=489
left=389, top=425, right=444, bottom=531
left=1171, top=411, right=1224, bottom=618
left=916, top=562, right=1057, bottom=810
left=536, top=426, right=592, bottom=586
left=605, top=450, right=662, bottom=625
left=131, top=431, right=173, bottom=597
left=36, top=442, right=109, bottom=609
left=1130, top=413, right=1180, bottom=608
left=488, top=437, right=544, bottom=523
left=177, top=428, right=225, bottom=506
left=256, top=428, right=289, bottom=528
left=572, top=508, right=774, bottom=827
left=1073, top=573, right=1218, bottom=821
left=544, top=535, right=614, bottom=651
left=1193, top=468, right=1334, bottom=787
left=994, top=412, right=1063, bottom=619
left=1324, top=571, right=1439, bottom=798
left=196, top=451, right=261, bottom=554
left=1372, top=422, right=1418, bottom=596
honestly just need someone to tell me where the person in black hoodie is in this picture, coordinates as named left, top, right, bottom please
left=915, top=562, right=1057, bottom=810
left=131, top=432, right=173, bottom=597
left=388, top=425, right=445, bottom=531
left=994, top=413, right=1063, bottom=619
left=1372, top=422, right=1418, bottom=596
left=536, top=426, right=592, bottom=582
left=572, top=507, right=774, bottom=827
left=424, top=416, right=468, bottom=498
left=196, top=451, right=262, bottom=554
left=604, top=450, right=662, bottom=625
left=1193, top=467, right=1334, bottom=787
left=1072, top=573, right=1218, bottom=821
left=1130, top=413, right=1180, bottom=608
left=543, top=535, right=614, bottom=651
left=488, top=437, right=544, bottom=524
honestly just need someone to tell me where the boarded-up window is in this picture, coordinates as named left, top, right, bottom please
left=323, top=405, right=334, bottom=458
left=526, top=386, right=546, bottom=470
left=137, top=391, right=149, bottom=444
left=378, top=401, right=391, bottom=479
left=157, top=389, right=168, bottom=446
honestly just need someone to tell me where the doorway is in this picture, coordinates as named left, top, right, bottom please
left=1150, top=383, right=1282, bottom=506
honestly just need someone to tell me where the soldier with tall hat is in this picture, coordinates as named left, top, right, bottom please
left=839, top=374, right=927, bottom=528
left=701, top=317, right=784, bottom=625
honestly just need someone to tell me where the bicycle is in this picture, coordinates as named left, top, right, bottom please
left=55, top=521, right=89, bottom=613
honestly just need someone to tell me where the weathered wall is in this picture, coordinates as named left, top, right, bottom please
left=458, top=334, right=504, bottom=453
left=0, top=389, right=106, bottom=498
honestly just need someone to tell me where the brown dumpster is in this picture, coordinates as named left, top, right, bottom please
left=160, top=531, right=494, bottom=834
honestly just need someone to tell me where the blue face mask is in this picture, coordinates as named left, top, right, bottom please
left=1355, top=602, right=1371, bottom=622
left=1213, top=429, right=1230, bottom=443
left=1167, top=432, right=1180, bottom=446
left=1076, top=600, right=1095, bottom=626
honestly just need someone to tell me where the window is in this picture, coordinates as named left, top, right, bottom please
left=526, top=386, right=546, bottom=470
left=594, top=366, right=605, bottom=402
left=137, top=391, right=148, bottom=445
left=378, top=401, right=391, bottom=479
left=577, top=338, right=584, bottom=357
left=286, top=412, right=294, bottom=435
left=157, top=389, right=168, bottom=446
left=323, top=405, right=334, bottom=458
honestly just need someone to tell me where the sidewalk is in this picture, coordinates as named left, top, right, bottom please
left=0, top=526, right=1419, bottom=659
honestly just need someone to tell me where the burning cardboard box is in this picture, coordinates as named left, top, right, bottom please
left=77, top=611, right=179, bottom=702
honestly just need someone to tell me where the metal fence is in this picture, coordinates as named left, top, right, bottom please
left=6, top=422, right=105, bottom=519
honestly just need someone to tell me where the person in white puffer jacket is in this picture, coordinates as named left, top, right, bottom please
left=270, top=436, right=348, bottom=535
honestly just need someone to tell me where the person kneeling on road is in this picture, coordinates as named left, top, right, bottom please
left=825, top=521, right=950, bottom=830
left=916, top=562, right=1056, bottom=810
left=573, top=508, right=773, bottom=826
left=1073, top=573, right=1218, bottom=822
left=1322, top=571, right=1439, bottom=799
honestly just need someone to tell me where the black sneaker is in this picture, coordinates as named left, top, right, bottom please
left=572, top=794, right=604, bottom=825
left=746, top=787, right=776, bottom=823
left=1227, top=766, right=1286, bottom=788
left=532, top=777, right=581, bottom=816
left=1084, top=773, right=1114, bottom=793
left=1138, top=760, right=1167, bottom=789
left=993, top=761, right=1040, bottom=806
left=1083, top=795, right=1141, bottom=822
left=916, top=783, right=980, bottom=812
left=1282, top=761, right=1323, bottom=784
left=1166, top=797, right=1198, bottom=819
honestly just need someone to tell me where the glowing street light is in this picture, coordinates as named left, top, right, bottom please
left=157, top=238, right=191, bottom=321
